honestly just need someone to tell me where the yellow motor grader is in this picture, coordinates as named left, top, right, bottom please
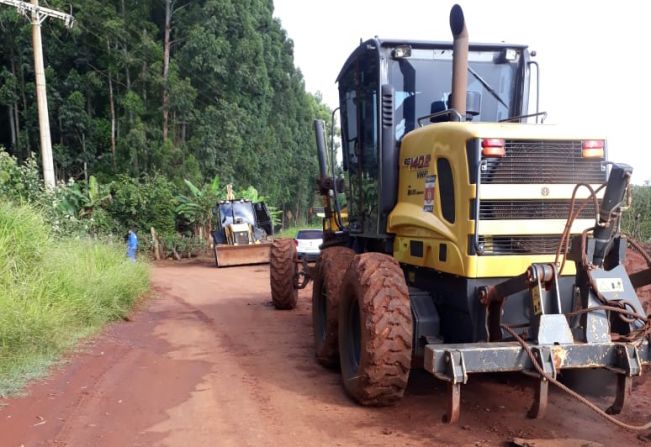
left=269, top=4, right=650, bottom=428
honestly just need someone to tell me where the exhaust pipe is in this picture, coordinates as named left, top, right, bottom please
left=313, top=119, right=327, bottom=178
left=450, top=4, right=468, bottom=121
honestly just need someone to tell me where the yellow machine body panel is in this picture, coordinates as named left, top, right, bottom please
left=225, top=222, right=254, bottom=244
left=387, top=121, right=606, bottom=278
left=321, top=197, right=348, bottom=233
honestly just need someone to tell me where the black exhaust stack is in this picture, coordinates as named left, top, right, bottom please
left=313, top=119, right=328, bottom=178
left=450, top=4, right=468, bottom=120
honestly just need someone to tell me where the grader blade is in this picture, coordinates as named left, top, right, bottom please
left=214, top=243, right=271, bottom=267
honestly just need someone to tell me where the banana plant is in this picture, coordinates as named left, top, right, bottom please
left=235, top=185, right=282, bottom=228
left=55, top=176, right=112, bottom=219
left=175, top=176, right=223, bottom=239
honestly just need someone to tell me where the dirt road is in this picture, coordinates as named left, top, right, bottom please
left=1, top=260, right=649, bottom=446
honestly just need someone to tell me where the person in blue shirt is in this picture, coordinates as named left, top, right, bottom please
left=127, top=229, right=138, bottom=261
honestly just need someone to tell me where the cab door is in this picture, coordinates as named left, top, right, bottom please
left=339, top=53, right=380, bottom=236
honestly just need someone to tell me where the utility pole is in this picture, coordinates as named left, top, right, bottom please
left=0, top=0, right=74, bottom=188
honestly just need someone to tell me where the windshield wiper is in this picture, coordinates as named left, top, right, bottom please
left=467, top=66, right=508, bottom=109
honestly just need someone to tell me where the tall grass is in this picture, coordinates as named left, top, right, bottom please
left=0, top=202, right=149, bottom=395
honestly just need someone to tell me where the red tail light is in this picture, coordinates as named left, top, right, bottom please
left=294, top=239, right=298, bottom=246
left=481, top=138, right=506, bottom=157
left=581, top=140, right=605, bottom=158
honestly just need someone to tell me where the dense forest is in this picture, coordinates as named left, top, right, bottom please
left=2, top=0, right=651, bottom=246
left=0, top=0, right=329, bottom=228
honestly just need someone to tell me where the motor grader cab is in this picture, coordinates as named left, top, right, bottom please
left=211, top=199, right=273, bottom=267
left=269, top=4, right=650, bottom=428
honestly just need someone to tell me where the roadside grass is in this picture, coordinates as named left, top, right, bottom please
left=0, top=202, right=149, bottom=396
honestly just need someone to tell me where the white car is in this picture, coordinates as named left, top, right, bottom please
left=295, top=229, right=323, bottom=261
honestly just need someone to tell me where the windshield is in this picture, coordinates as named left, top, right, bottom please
left=232, top=201, right=255, bottom=225
left=390, top=48, right=520, bottom=140
left=218, top=202, right=233, bottom=227
left=218, top=201, right=256, bottom=227
left=296, top=230, right=323, bottom=240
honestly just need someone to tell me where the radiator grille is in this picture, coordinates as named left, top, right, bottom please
left=477, top=235, right=567, bottom=255
left=481, top=140, right=606, bottom=184
left=234, top=231, right=250, bottom=245
left=478, top=199, right=598, bottom=220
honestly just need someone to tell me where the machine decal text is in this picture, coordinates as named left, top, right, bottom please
left=423, top=175, right=436, bottom=212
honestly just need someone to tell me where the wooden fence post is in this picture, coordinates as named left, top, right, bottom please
left=151, top=227, right=161, bottom=261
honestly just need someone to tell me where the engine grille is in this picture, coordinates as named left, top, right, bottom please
left=234, top=231, right=250, bottom=245
left=480, top=140, right=606, bottom=184
left=478, top=199, right=598, bottom=220
left=477, top=235, right=567, bottom=255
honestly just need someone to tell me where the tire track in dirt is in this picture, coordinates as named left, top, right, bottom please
left=163, top=291, right=285, bottom=429
left=47, top=345, right=134, bottom=446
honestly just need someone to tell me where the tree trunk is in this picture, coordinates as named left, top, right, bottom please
left=82, top=133, right=88, bottom=184
left=106, top=41, right=116, bottom=169
left=171, top=111, right=177, bottom=145
left=132, top=146, right=139, bottom=174
left=141, top=29, right=148, bottom=173
left=18, top=57, right=30, bottom=158
left=13, top=101, right=20, bottom=150
left=115, top=79, right=121, bottom=141
left=125, top=58, right=131, bottom=91
left=120, top=0, right=131, bottom=92
left=295, top=203, right=300, bottom=226
left=141, top=30, right=148, bottom=105
left=8, top=105, right=16, bottom=150
left=9, top=56, right=20, bottom=152
left=108, top=71, right=116, bottom=169
left=58, top=114, right=63, bottom=144
left=162, top=0, right=172, bottom=142
left=86, top=88, right=94, bottom=117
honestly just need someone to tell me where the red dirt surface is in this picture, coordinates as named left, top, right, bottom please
left=626, top=246, right=651, bottom=314
left=0, top=259, right=649, bottom=447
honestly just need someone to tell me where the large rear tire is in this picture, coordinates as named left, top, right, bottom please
left=270, top=239, right=298, bottom=310
left=338, top=253, right=413, bottom=406
left=312, top=246, right=355, bottom=367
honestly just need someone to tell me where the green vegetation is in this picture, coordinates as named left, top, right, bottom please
left=0, top=0, right=333, bottom=396
left=0, top=202, right=149, bottom=395
left=622, top=184, right=651, bottom=241
left=275, top=224, right=322, bottom=239
left=0, top=0, right=331, bottom=227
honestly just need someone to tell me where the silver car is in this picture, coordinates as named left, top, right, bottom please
left=295, top=229, right=323, bottom=261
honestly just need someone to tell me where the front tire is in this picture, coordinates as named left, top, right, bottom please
left=312, top=246, right=355, bottom=367
left=338, top=253, right=413, bottom=406
left=270, top=239, right=298, bottom=310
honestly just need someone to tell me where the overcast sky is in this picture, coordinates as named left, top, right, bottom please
left=273, top=0, right=651, bottom=184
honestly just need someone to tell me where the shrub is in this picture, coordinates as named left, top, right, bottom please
left=107, top=174, right=178, bottom=235
left=0, top=150, right=42, bottom=204
left=0, top=201, right=149, bottom=395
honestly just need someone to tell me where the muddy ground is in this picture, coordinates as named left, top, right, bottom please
left=0, top=258, right=649, bottom=447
